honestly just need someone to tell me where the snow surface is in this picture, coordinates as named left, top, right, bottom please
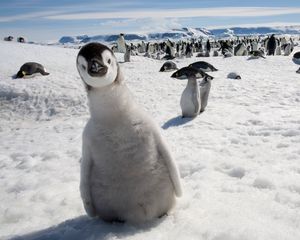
left=1, top=40, right=300, bottom=240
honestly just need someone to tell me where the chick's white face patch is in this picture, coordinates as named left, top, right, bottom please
left=77, top=50, right=118, bottom=88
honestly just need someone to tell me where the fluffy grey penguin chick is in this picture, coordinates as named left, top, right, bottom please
left=124, top=45, right=131, bottom=62
left=199, top=75, right=213, bottom=112
left=176, top=68, right=201, bottom=118
left=76, top=42, right=182, bottom=224
left=227, top=72, right=241, bottom=80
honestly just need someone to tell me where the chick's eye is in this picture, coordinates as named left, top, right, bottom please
left=81, top=64, right=86, bottom=70
left=108, top=59, right=111, bottom=64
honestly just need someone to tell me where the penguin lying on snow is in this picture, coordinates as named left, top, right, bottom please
left=248, top=50, right=265, bottom=59
left=159, top=61, right=178, bottom=72
left=227, top=72, right=241, bottom=80
left=76, top=42, right=182, bottom=224
left=292, top=51, right=300, bottom=73
left=171, top=66, right=213, bottom=80
left=189, top=61, right=218, bottom=72
left=16, top=62, right=50, bottom=78
left=224, top=51, right=233, bottom=58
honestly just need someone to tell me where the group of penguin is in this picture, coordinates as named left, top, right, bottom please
left=112, top=33, right=300, bottom=118
left=4, top=35, right=26, bottom=43
left=160, top=60, right=217, bottom=117
left=115, top=34, right=297, bottom=60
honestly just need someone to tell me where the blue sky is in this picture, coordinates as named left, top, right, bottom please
left=1, top=0, right=300, bottom=41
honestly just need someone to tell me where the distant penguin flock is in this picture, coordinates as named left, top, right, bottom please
left=4, top=35, right=26, bottom=43
left=113, top=34, right=297, bottom=60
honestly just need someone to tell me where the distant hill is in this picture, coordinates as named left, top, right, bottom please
left=58, top=25, right=300, bottom=44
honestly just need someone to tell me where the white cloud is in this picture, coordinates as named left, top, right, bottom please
left=99, top=17, right=182, bottom=33
left=0, top=10, right=63, bottom=23
left=207, top=22, right=300, bottom=29
left=1, top=7, right=300, bottom=24
left=45, top=7, right=300, bottom=20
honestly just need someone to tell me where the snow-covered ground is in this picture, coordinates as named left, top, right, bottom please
left=1, top=40, right=300, bottom=240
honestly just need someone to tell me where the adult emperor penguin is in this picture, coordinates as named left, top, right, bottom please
left=4, top=36, right=13, bottom=41
left=76, top=42, right=182, bottom=224
left=189, top=61, right=218, bottom=72
left=234, top=42, right=246, bottom=56
left=248, top=50, right=265, bottom=59
left=171, top=66, right=212, bottom=80
left=16, top=62, right=50, bottom=78
left=292, top=51, right=300, bottom=73
left=159, top=61, right=178, bottom=72
left=116, top=33, right=126, bottom=53
left=267, top=34, right=276, bottom=56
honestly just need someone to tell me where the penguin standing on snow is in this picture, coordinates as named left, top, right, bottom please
left=206, top=39, right=211, bottom=53
left=171, top=67, right=201, bottom=118
left=124, top=45, right=131, bottom=62
left=185, top=43, right=193, bottom=58
left=199, top=76, right=213, bottom=113
left=116, top=33, right=126, bottom=53
left=234, top=42, right=246, bottom=56
left=180, top=70, right=200, bottom=117
left=76, top=42, right=182, bottom=224
left=267, top=34, right=276, bottom=56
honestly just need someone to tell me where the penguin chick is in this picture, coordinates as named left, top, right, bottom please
left=199, top=76, right=213, bottom=112
left=179, top=74, right=201, bottom=118
left=227, top=72, right=241, bottom=80
left=76, top=42, right=182, bottom=224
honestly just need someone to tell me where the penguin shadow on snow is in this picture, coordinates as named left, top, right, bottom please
left=162, top=115, right=197, bottom=129
left=9, top=215, right=165, bottom=240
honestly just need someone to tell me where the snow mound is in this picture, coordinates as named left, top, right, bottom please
left=0, top=41, right=88, bottom=120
